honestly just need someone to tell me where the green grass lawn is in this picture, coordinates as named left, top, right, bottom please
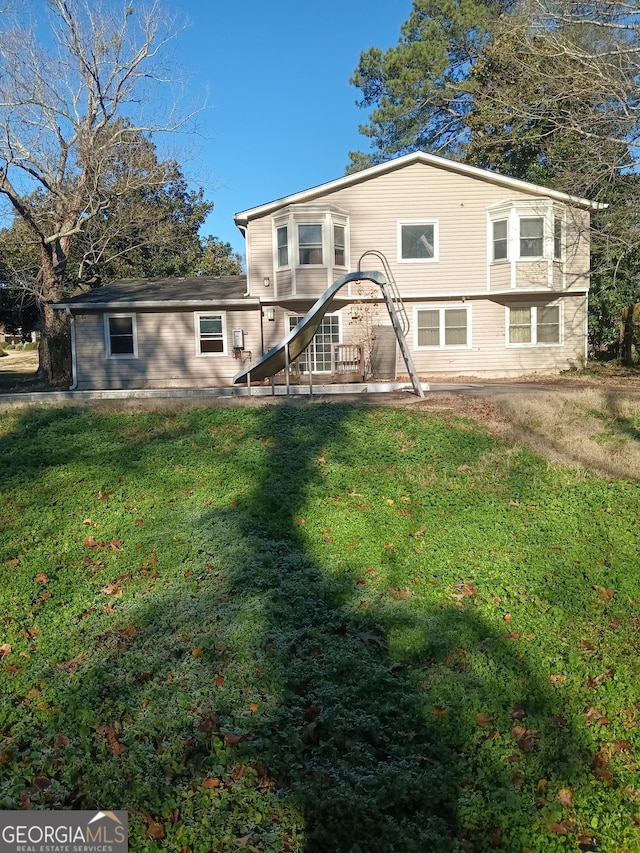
left=0, top=403, right=638, bottom=853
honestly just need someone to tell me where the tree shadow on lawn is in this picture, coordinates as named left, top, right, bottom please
left=0, top=403, right=605, bottom=851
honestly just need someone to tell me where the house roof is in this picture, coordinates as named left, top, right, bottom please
left=52, top=275, right=253, bottom=310
left=233, top=151, right=606, bottom=228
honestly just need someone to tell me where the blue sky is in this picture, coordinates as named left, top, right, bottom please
left=168, top=1, right=412, bottom=256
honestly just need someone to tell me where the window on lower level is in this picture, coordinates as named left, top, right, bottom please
left=416, top=307, right=469, bottom=348
left=196, top=313, right=226, bottom=355
left=105, top=314, right=137, bottom=358
left=508, top=305, right=560, bottom=345
left=298, top=224, right=323, bottom=265
left=288, top=313, right=339, bottom=372
left=400, top=222, right=437, bottom=262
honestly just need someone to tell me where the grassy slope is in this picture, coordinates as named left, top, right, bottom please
left=0, top=403, right=638, bottom=853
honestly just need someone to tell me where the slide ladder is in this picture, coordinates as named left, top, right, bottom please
left=358, top=251, right=424, bottom=398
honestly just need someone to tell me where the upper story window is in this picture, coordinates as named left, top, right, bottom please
left=488, top=201, right=566, bottom=265
left=493, top=220, right=508, bottom=261
left=399, top=221, right=438, bottom=262
left=334, top=224, right=346, bottom=266
left=274, top=204, right=349, bottom=273
left=298, top=224, right=323, bottom=265
left=277, top=226, right=288, bottom=267
left=196, top=312, right=227, bottom=356
left=520, top=217, right=544, bottom=258
left=105, top=314, right=137, bottom=358
left=554, top=216, right=563, bottom=260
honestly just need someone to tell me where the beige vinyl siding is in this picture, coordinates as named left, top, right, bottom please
left=515, top=260, right=550, bottom=289
left=275, top=269, right=293, bottom=297
left=73, top=308, right=263, bottom=390
left=399, top=295, right=586, bottom=378
left=247, top=161, right=591, bottom=303
left=489, top=264, right=511, bottom=291
left=246, top=220, right=279, bottom=296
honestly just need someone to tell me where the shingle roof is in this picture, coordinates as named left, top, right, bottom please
left=52, top=276, right=252, bottom=309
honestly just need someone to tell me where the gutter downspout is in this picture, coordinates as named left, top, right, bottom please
left=66, top=307, right=78, bottom=390
left=237, top=225, right=250, bottom=297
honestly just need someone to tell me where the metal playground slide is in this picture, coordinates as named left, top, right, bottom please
left=232, top=269, right=424, bottom=397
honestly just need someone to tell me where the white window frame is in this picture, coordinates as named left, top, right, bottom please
left=505, top=304, right=563, bottom=347
left=287, top=311, right=341, bottom=373
left=488, top=201, right=566, bottom=266
left=195, top=311, right=227, bottom=357
left=398, top=220, right=439, bottom=263
left=333, top=223, right=346, bottom=267
left=104, top=313, right=137, bottom=359
left=272, top=206, right=350, bottom=278
left=492, top=218, right=508, bottom=262
left=276, top=225, right=289, bottom=268
left=298, top=223, right=324, bottom=266
left=414, top=304, right=471, bottom=350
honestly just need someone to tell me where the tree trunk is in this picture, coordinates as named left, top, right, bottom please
left=620, top=303, right=640, bottom=367
left=35, top=246, right=72, bottom=385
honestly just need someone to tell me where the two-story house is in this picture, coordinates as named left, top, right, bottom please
left=54, top=152, right=604, bottom=391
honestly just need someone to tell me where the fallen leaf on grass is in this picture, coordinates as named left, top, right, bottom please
left=7, top=558, right=20, bottom=566
left=84, top=536, right=106, bottom=548
left=593, top=585, right=615, bottom=601
left=248, top=703, right=259, bottom=713
left=476, top=713, right=493, bottom=727
left=214, top=674, right=225, bottom=687
left=223, top=732, right=246, bottom=745
left=557, top=788, right=574, bottom=808
left=512, top=771, right=525, bottom=789
left=34, top=573, right=48, bottom=584
left=503, top=613, right=512, bottom=623
left=586, top=670, right=613, bottom=689
left=389, top=587, right=411, bottom=599
left=0, top=643, right=12, bottom=657
left=101, top=584, right=122, bottom=596
left=550, top=674, right=567, bottom=683
left=96, top=723, right=125, bottom=756
left=145, top=817, right=165, bottom=840
left=451, top=579, right=478, bottom=607
left=203, top=777, right=222, bottom=789
left=198, top=713, right=220, bottom=733
left=549, top=822, right=569, bottom=835
left=433, top=706, right=448, bottom=717
left=56, top=652, right=87, bottom=673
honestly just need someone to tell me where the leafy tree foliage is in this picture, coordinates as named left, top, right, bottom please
left=0, top=0, right=198, bottom=382
left=348, top=0, right=513, bottom=171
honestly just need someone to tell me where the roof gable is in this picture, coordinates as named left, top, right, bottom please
left=234, top=151, right=605, bottom=228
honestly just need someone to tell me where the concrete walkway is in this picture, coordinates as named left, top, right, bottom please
left=0, top=381, right=483, bottom=408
